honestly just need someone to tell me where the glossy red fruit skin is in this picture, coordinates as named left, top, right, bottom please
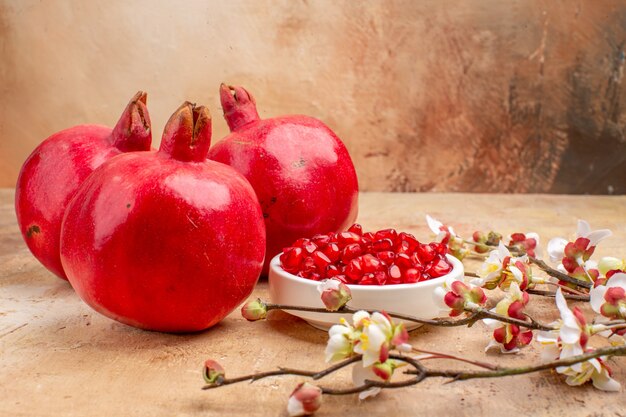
left=15, top=92, right=152, bottom=279
left=60, top=103, right=265, bottom=332
left=208, top=85, right=359, bottom=275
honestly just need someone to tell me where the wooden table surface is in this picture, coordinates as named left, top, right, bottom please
left=1, top=189, right=625, bottom=417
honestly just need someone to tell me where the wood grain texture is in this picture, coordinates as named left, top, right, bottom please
left=0, top=0, right=624, bottom=192
left=1, top=188, right=626, bottom=416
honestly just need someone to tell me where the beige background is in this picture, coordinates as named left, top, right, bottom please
left=1, top=0, right=625, bottom=193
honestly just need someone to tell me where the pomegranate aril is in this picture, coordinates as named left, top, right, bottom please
left=333, top=274, right=349, bottom=284
left=374, top=271, right=388, bottom=285
left=326, top=265, right=340, bottom=277
left=309, top=273, right=322, bottom=281
left=359, top=273, right=377, bottom=285
left=432, top=242, right=448, bottom=255
left=312, top=251, right=331, bottom=269
left=342, top=243, right=363, bottom=262
left=377, top=251, right=395, bottom=264
left=427, top=256, right=453, bottom=277
left=372, top=238, right=393, bottom=252
left=410, top=252, right=423, bottom=267
left=345, top=258, right=364, bottom=281
left=417, top=243, right=436, bottom=263
left=312, top=234, right=331, bottom=248
left=323, top=243, right=341, bottom=263
left=388, top=264, right=402, bottom=280
left=395, top=253, right=412, bottom=269
left=338, top=231, right=361, bottom=246
left=361, top=232, right=375, bottom=242
left=280, top=246, right=304, bottom=272
left=348, top=223, right=363, bottom=236
left=399, top=232, right=419, bottom=251
left=361, top=254, right=383, bottom=272
left=396, top=240, right=411, bottom=254
left=403, top=268, right=421, bottom=283
left=302, top=256, right=316, bottom=272
left=375, top=228, right=398, bottom=242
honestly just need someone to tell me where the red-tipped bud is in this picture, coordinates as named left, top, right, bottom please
left=318, top=279, right=352, bottom=311
left=241, top=298, right=267, bottom=321
left=203, top=359, right=225, bottom=384
left=287, top=382, right=322, bottom=416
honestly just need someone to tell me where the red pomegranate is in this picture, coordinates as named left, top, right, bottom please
left=15, top=91, right=152, bottom=280
left=60, top=102, right=266, bottom=332
left=208, top=84, right=359, bottom=274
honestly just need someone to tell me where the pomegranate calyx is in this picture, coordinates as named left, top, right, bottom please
left=220, top=83, right=260, bottom=131
left=160, top=102, right=212, bottom=162
left=111, top=91, right=152, bottom=152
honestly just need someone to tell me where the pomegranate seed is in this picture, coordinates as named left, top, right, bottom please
left=359, top=273, right=377, bottom=285
left=374, top=271, right=388, bottom=285
left=427, top=256, right=453, bottom=277
left=361, top=254, right=383, bottom=272
left=338, top=231, right=361, bottom=246
left=323, top=243, right=341, bottom=263
left=308, top=273, right=322, bottom=281
left=396, top=240, right=411, bottom=254
left=403, top=268, right=421, bottom=283
left=348, top=223, right=363, bottom=236
left=342, top=243, right=363, bottom=261
left=410, top=252, right=422, bottom=267
left=280, top=247, right=303, bottom=272
left=326, top=265, right=340, bottom=277
left=395, top=253, right=412, bottom=269
left=432, top=242, right=447, bottom=255
left=399, top=232, right=419, bottom=251
left=312, top=251, right=331, bottom=269
left=361, top=232, right=375, bottom=242
left=375, top=228, right=398, bottom=242
left=372, top=238, right=393, bottom=252
left=302, top=256, right=316, bottom=272
left=388, top=264, right=402, bottom=280
left=312, top=234, right=330, bottom=248
left=417, top=243, right=436, bottom=263
left=376, top=251, right=395, bottom=264
left=345, top=258, right=364, bottom=281
left=333, top=274, right=349, bottom=284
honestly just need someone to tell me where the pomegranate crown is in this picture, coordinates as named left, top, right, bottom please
left=111, top=91, right=152, bottom=152
left=159, top=102, right=212, bottom=162
left=219, top=83, right=260, bottom=131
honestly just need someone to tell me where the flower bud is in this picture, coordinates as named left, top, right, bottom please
left=287, top=382, right=322, bottom=416
left=241, top=298, right=267, bottom=321
left=372, top=360, right=395, bottom=381
left=203, top=359, right=225, bottom=384
left=318, top=279, right=352, bottom=311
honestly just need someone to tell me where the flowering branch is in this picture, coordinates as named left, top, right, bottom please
left=257, top=301, right=557, bottom=331
left=202, top=346, right=626, bottom=396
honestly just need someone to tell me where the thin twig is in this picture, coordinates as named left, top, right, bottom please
left=416, top=345, right=626, bottom=381
left=529, top=256, right=592, bottom=289
left=411, top=347, right=500, bottom=370
left=202, top=356, right=362, bottom=390
left=265, top=303, right=557, bottom=331
left=526, top=289, right=590, bottom=302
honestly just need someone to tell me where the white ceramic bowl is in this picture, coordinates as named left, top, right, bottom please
left=268, top=253, right=464, bottom=330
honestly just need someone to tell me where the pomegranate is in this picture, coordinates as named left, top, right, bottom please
left=60, top=102, right=265, bottom=332
left=279, top=224, right=453, bottom=285
left=208, top=84, right=359, bottom=275
left=15, top=91, right=152, bottom=280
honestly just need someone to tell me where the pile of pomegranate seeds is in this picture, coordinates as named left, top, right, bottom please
left=279, top=224, right=453, bottom=285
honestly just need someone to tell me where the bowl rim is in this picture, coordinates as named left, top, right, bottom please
left=269, top=253, right=463, bottom=292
